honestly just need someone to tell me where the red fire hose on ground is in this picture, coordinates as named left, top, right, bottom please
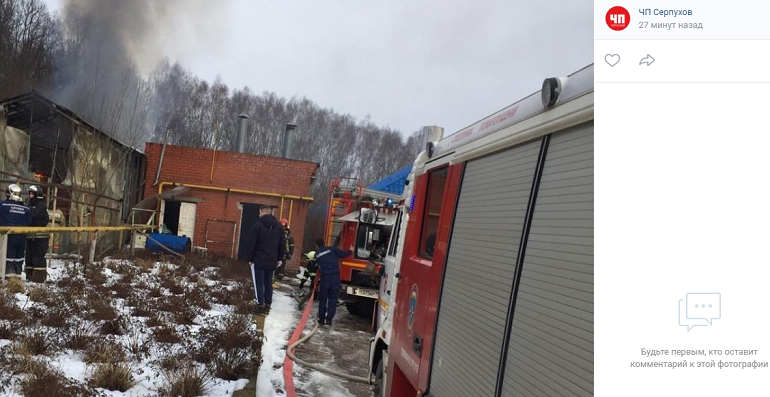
left=282, top=276, right=372, bottom=397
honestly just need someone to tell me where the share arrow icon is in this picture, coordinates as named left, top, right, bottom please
left=639, top=54, right=655, bottom=66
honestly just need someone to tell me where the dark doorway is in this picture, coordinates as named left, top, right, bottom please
left=238, top=203, right=265, bottom=261
left=163, top=201, right=181, bottom=235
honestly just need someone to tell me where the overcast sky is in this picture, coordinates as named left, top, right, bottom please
left=46, top=0, right=592, bottom=137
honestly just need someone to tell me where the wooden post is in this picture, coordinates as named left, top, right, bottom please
left=0, top=234, right=7, bottom=282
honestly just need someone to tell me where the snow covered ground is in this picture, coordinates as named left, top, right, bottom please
left=0, top=258, right=255, bottom=396
left=0, top=258, right=374, bottom=397
left=255, top=289, right=295, bottom=395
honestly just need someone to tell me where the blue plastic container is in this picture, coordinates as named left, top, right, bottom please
left=145, top=233, right=191, bottom=254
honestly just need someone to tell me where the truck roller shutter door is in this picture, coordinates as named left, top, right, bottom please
left=428, top=139, right=541, bottom=397
left=501, top=123, right=593, bottom=397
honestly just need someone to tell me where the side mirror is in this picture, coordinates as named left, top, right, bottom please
left=359, top=208, right=379, bottom=224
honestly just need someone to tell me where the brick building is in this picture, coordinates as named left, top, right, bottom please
left=143, top=143, right=319, bottom=272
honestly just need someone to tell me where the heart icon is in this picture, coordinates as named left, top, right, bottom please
left=605, top=54, right=620, bottom=67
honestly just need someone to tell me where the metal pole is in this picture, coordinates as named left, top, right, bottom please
left=210, top=121, right=219, bottom=182
left=283, top=123, right=297, bottom=159
left=130, top=211, right=136, bottom=257
left=231, top=222, right=237, bottom=259
left=49, top=124, right=61, bottom=189
left=0, top=234, right=7, bottom=282
left=237, top=114, right=249, bottom=153
left=289, top=199, right=294, bottom=227
left=48, top=187, right=58, bottom=271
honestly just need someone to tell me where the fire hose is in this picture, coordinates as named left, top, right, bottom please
left=286, top=318, right=373, bottom=384
left=283, top=276, right=373, bottom=396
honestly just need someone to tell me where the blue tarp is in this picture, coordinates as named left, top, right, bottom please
left=367, top=165, right=412, bottom=195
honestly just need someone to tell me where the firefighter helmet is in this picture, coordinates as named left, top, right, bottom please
left=280, top=218, right=289, bottom=227
left=304, top=251, right=315, bottom=261
left=28, top=185, right=41, bottom=198
left=6, top=184, right=22, bottom=202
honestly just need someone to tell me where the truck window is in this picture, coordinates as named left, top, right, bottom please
left=419, top=167, right=448, bottom=259
left=355, top=223, right=392, bottom=261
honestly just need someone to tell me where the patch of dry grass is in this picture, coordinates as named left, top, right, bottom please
left=190, top=312, right=263, bottom=380
left=88, top=362, right=137, bottom=392
left=153, top=325, right=182, bottom=344
left=6, top=277, right=25, bottom=294
left=158, top=362, right=211, bottom=397
left=66, top=323, right=97, bottom=351
left=123, top=330, right=150, bottom=359
left=0, top=288, right=22, bottom=320
left=100, top=315, right=128, bottom=336
left=16, top=329, right=55, bottom=356
left=84, top=340, right=126, bottom=364
left=42, top=306, right=70, bottom=328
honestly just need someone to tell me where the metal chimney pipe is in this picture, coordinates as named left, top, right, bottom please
left=282, top=122, right=297, bottom=159
left=421, top=126, right=444, bottom=148
left=236, top=114, right=249, bottom=153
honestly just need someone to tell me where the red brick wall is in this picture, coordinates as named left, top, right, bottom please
left=144, top=143, right=319, bottom=271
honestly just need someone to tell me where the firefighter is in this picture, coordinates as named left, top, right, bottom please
left=1, top=184, right=32, bottom=279
left=314, top=237, right=351, bottom=326
left=294, top=250, right=318, bottom=297
left=25, top=185, right=49, bottom=282
left=272, top=218, right=294, bottom=288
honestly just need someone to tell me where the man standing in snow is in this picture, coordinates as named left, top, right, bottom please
left=246, top=205, right=286, bottom=314
left=1, top=184, right=32, bottom=279
left=25, top=185, right=50, bottom=282
left=314, top=238, right=351, bottom=326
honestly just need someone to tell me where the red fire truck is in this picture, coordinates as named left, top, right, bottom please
left=369, top=64, right=594, bottom=397
left=324, top=177, right=401, bottom=317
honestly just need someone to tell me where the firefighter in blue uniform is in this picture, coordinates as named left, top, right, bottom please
left=313, top=237, right=351, bottom=326
left=1, top=184, right=32, bottom=279
left=25, top=185, right=49, bottom=282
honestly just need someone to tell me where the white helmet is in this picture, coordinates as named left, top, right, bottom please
left=6, top=184, right=22, bottom=202
left=28, top=185, right=42, bottom=198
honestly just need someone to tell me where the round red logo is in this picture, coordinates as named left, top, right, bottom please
left=606, top=6, right=630, bottom=31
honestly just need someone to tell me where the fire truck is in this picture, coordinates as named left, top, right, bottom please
left=324, top=177, right=402, bottom=318
left=368, top=64, right=594, bottom=397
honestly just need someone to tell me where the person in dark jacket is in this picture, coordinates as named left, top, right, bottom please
left=25, top=185, right=49, bottom=282
left=274, top=218, right=295, bottom=279
left=247, top=205, right=286, bottom=313
left=1, top=184, right=32, bottom=279
left=314, top=237, right=352, bottom=326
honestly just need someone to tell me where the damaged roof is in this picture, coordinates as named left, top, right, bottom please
left=0, top=90, right=141, bottom=154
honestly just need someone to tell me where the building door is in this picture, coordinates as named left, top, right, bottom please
left=160, top=200, right=196, bottom=242
left=178, top=202, right=197, bottom=242
left=238, top=203, right=264, bottom=261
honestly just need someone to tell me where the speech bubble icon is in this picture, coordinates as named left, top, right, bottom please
left=686, top=293, right=721, bottom=325
left=679, top=299, right=709, bottom=332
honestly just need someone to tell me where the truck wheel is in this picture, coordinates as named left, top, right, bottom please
left=372, top=358, right=384, bottom=397
left=345, top=297, right=374, bottom=317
